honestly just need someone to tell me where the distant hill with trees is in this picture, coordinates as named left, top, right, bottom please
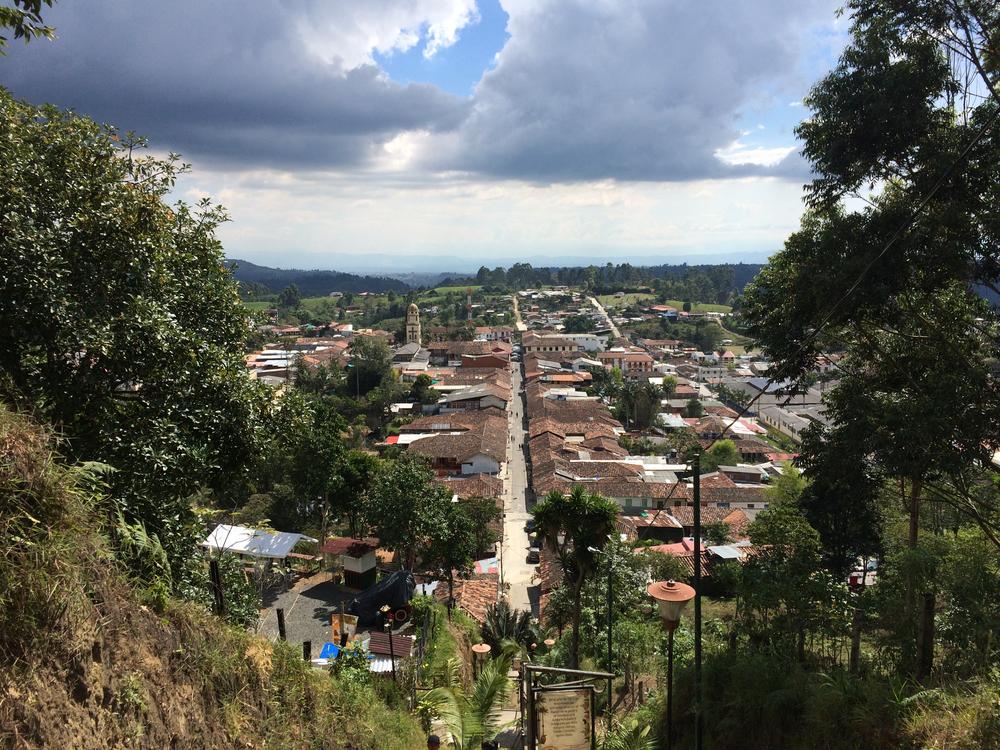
left=226, top=259, right=409, bottom=296
left=440, top=262, right=765, bottom=306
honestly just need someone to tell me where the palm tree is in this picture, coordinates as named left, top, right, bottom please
left=616, top=379, right=639, bottom=429
left=420, top=655, right=513, bottom=750
left=533, top=486, right=618, bottom=668
left=481, top=600, right=533, bottom=654
left=636, top=381, right=663, bottom=430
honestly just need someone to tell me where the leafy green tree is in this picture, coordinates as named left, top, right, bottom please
left=765, top=465, right=806, bottom=505
left=345, top=335, right=394, bottom=397
left=563, top=314, right=596, bottom=334
left=294, top=361, right=343, bottom=397
left=461, top=496, right=501, bottom=557
left=682, top=398, right=704, bottom=419
left=590, top=366, right=623, bottom=400
left=700, top=439, right=739, bottom=473
left=338, top=450, right=382, bottom=537
left=660, top=375, right=678, bottom=398
left=410, top=373, right=439, bottom=405
left=702, top=521, right=732, bottom=546
left=423, top=501, right=478, bottom=617
left=0, top=0, right=53, bottom=49
left=937, top=529, right=1000, bottom=675
left=363, top=456, right=449, bottom=570
left=0, top=92, right=272, bottom=575
left=797, top=427, right=883, bottom=578
left=278, top=283, right=301, bottom=309
left=737, top=500, right=849, bottom=661
left=287, top=400, right=346, bottom=540
left=742, top=2, right=1000, bottom=678
left=533, top=486, right=618, bottom=668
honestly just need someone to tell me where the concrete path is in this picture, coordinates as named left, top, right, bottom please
left=512, top=294, right=528, bottom=332
left=588, top=295, right=621, bottom=338
left=500, top=360, right=533, bottom=612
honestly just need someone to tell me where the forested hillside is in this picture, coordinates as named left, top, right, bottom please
left=227, top=259, right=409, bottom=296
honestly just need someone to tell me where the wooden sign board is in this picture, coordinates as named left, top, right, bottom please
left=535, top=686, right=593, bottom=750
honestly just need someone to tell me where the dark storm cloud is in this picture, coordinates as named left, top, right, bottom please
left=0, top=1, right=469, bottom=169
left=428, top=0, right=834, bottom=182
left=0, top=0, right=834, bottom=181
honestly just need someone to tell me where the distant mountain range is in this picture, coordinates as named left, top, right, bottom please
left=225, top=259, right=409, bottom=295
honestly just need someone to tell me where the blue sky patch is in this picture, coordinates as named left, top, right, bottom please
left=374, top=0, right=509, bottom=96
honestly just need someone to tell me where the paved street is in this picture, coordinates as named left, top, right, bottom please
left=500, top=360, right=533, bottom=612
left=588, top=295, right=621, bottom=338
left=512, top=294, right=528, bottom=332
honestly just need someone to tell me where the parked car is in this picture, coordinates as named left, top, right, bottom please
left=527, top=549, right=540, bottom=564
left=529, top=536, right=542, bottom=551
left=524, top=518, right=536, bottom=533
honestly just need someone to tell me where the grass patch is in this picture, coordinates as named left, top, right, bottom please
left=663, top=299, right=733, bottom=313
left=597, top=293, right=656, bottom=309
left=413, top=597, right=481, bottom=686
left=432, top=285, right=482, bottom=295
left=242, top=300, right=273, bottom=311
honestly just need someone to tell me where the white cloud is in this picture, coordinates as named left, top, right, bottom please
left=180, top=167, right=804, bottom=265
left=715, top=142, right=798, bottom=167
left=294, top=0, right=479, bottom=67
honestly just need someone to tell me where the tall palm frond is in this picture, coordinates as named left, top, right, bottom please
left=420, top=655, right=513, bottom=750
left=470, top=654, right=513, bottom=739
left=421, top=683, right=482, bottom=750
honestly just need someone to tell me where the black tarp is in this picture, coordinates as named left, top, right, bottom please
left=347, top=570, right=415, bottom=626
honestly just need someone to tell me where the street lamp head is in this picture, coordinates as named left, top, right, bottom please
left=647, top=579, right=696, bottom=630
left=471, top=643, right=491, bottom=660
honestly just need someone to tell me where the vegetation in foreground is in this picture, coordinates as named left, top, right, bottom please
left=0, top=407, right=425, bottom=749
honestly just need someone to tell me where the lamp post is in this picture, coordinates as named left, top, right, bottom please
left=471, top=642, right=491, bottom=678
left=647, top=579, right=696, bottom=750
left=588, top=543, right=615, bottom=715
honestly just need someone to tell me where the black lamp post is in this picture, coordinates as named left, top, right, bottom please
left=647, top=579, right=695, bottom=750
left=588, top=540, right=615, bottom=714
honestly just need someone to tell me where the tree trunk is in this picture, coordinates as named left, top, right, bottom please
left=319, top=497, right=329, bottom=548
left=917, top=592, right=935, bottom=680
left=904, top=476, right=922, bottom=676
left=571, top=576, right=583, bottom=670
left=447, top=574, right=454, bottom=620
left=849, top=604, right=863, bottom=674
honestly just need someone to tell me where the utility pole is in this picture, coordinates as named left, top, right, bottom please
left=692, top=453, right=703, bottom=750
left=606, top=546, right=613, bottom=714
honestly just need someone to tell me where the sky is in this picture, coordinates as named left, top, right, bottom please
left=0, top=0, right=848, bottom=273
